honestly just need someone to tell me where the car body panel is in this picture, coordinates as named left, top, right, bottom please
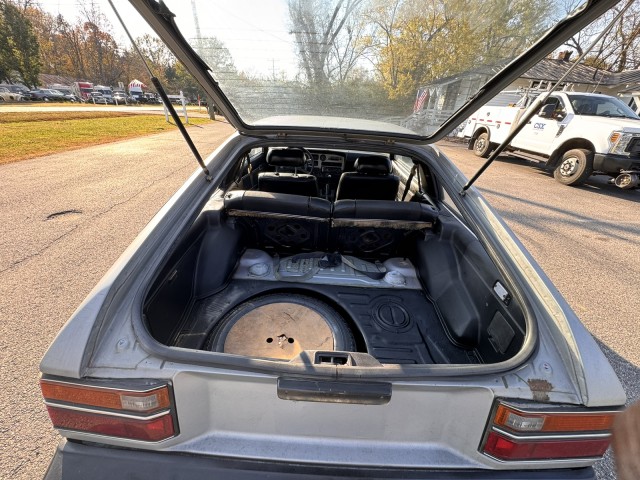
left=41, top=134, right=625, bottom=469
left=45, top=439, right=598, bottom=480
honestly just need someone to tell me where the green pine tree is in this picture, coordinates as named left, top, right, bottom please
left=0, top=1, right=41, bottom=87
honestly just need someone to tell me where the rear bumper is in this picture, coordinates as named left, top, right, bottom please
left=45, top=439, right=596, bottom=480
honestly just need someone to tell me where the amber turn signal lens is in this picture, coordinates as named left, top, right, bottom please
left=40, top=379, right=171, bottom=413
left=494, top=404, right=616, bottom=433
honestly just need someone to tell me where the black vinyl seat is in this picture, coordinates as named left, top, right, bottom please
left=336, top=155, right=399, bottom=201
left=331, top=199, right=438, bottom=258
left=224, top=190, right=330, bottom=252
left=258, top=148, right=319, bottom=197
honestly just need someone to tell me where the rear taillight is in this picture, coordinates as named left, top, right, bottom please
left=480, top=400, right=619, bottom=461
left=40, top=378, right=177, bottom=442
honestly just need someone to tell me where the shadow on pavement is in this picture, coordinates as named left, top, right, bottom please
left=478, top=187, right=640, bottom=247
left=496, top=154, right=640, bottom=204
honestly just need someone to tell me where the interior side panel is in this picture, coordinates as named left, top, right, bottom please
left=415, top=212, right=525, bottom=360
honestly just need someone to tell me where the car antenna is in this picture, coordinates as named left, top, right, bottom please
left=461, top=0, right=633, bottom=195
left=107, top=0, right=212, bottom=181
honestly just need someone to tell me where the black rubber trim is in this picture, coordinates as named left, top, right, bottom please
left=44, top=439, right=598, bottom=480
left=593, top=153, right=639, bottom=173
left=277, top=377, right=392, bottom=404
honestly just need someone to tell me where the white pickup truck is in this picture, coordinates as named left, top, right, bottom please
left=458, top=91, right=640, bottom=188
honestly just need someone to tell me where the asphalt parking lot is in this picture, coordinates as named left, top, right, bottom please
left=0, top=126, right=638, bottom=479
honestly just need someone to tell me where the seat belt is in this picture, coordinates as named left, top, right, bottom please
left=401, top=164, right=418, bottom=201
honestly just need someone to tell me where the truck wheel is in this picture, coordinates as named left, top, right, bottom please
left=473, top=132, right=491, bottom=158
left=553, top=149, right=593, bottom=186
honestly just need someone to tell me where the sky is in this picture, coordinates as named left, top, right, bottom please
left=37, top=0, right=300, bottom=78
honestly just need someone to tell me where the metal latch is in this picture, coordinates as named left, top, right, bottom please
left=493, top=281, right=511, bottom=305
left=315, top=352, right=350, bottom=365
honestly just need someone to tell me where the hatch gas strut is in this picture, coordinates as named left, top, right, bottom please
left=108, top=0, right=212, bottom=181
left=461, top=0, right=633, bottom=195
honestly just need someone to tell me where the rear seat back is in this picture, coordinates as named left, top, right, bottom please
left=331, top=200, right=438, bottom=258
left=258, top=148, right=319, bottom=197
left=224, top=190, right=331, bottom=252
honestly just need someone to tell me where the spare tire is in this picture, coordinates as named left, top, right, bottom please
left=206, top=294, right=356, bottom=360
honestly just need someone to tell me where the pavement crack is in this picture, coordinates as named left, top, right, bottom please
left=0, top=163, right=193, bottom=277
left=45, top=209, right=83, bottom=220
left=0, top=225, right=79, bottom=275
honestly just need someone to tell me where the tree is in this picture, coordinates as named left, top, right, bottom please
left=0, top=0, right=40, bottom=86
left=326, top=6, right=373, bottom=83
left=367, top=0, right=552, bottom=100
left=194, top=36, right=237, bottom=83
left=288, top=0, right=364, bottom=85
left=560, top=1, right=640, bottom=73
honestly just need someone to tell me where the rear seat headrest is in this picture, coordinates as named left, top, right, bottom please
left=267, top=148, right=305, bottom=167
left=354, top=155, right=392, bottom=175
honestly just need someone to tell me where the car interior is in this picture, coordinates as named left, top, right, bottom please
left=143, top=146, right=527, bottom=367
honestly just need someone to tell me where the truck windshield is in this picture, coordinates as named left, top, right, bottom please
left=568, top=95, right=639, bottom=119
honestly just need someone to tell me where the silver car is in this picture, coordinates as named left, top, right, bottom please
left=0, top=86, right=23, bottom=102
left=40, top=1, right=626, bottom=479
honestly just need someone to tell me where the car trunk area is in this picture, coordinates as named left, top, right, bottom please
left=142, top=189, right=526, bottom=367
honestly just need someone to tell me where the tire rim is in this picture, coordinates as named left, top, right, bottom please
left=475, top=137, right=486, bottom=153
left=559, top=157, right=578, bottom=176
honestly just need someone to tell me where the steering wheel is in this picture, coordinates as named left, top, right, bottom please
left=295, top=147, right=314, bottom=173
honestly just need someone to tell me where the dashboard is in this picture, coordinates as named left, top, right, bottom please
left=310, top=152, right=345, bottom=174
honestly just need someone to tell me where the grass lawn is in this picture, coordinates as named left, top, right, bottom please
left=0, top=111, right=211, bottom=165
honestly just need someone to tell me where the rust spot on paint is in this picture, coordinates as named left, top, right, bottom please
left=527, top=379, right=553, bottom=402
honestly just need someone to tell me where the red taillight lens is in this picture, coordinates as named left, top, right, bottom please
left=40, top=378, right=177, bottom=442
left=481, top=401, right=619, bottom=462
left=46, top=406, right=175, bottom=442
left=484, top=431, right=611, bottom=461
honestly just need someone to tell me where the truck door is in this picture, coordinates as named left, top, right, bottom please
left=512, top=96, right=567, bottom=155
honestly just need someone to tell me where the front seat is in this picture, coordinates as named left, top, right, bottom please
left=258, top=148, right=319, bottom=197
left=336, top=155, right=399, bottom=201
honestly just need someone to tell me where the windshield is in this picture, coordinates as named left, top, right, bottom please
left=568, top=94, right=640, bottom=119
left=162, top=0, right=569, bottom=136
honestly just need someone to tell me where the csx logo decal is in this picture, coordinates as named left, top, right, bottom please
left=534, top=123, right=546, bottom=130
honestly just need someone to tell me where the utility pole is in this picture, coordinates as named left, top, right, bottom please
left=191, top=0, right=202, bottom=50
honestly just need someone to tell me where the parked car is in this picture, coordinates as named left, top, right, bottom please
left=47, top=89, right=71, bottom=102
left=459, top=91, right=640, bottom=188
left=28, top=89, right=67, bottom=102
left=0, top=86, right=23, bottom=102
left=0, top=83, right=29, bottom=95
left=137, top=91, right=162, bottom=104
left=93, top=85, right=115, bottom=104
left=87, top=91, right=110, bottom=104
left=113, top=91, right=134, bottom=104
left=47, top=86, right=79, bottom=102
left=40, top=1, right=626, bottom=479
